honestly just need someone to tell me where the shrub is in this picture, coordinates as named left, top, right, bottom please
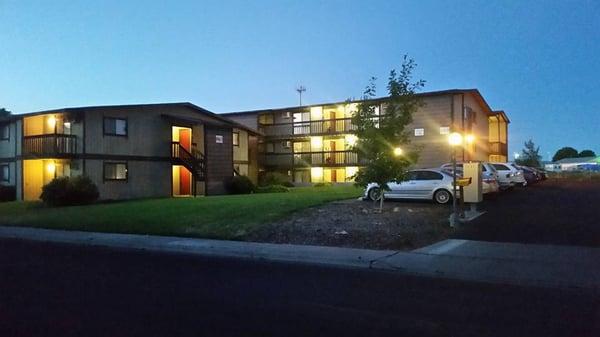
left=226, top=175, right=256, bottom=194
left=282, top=181, right=295, bottom=188
left=0, top=185, right=16, bottom=202
left=258, top=172, right=291, bottom=187
left=255, top=185, right=289, bottom=193
left=40, top=176, right=99, bottom=207
left=313, top=182, right=332, bottom=187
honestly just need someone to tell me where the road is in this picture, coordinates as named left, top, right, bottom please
left=0, top=239, right=597, bottom=337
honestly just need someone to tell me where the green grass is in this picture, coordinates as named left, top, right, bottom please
left=0, top=185, right=362, bottom=240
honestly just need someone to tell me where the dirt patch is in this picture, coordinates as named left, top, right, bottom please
left=245, top=198, right=453, bottom=250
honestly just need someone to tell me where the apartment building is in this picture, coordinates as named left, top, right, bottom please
left=0, top=103, right=259, bottom=201
left=224, top=89, right=509, bottom=184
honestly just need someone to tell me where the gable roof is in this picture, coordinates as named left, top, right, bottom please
left=2, top=102, right=261, bottom=135
left=220, top=88, right=496, bottom=116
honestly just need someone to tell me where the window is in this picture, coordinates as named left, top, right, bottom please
left=282, top=140, right=291, bottom=148
left=215, top=135, right=223, bottom=144
left=265, top=143, right=274, bottom=153
left=232, top=132, right=239, bottom=146
left=414, top=128, right=425, bottom=136
left=0, top=124, right=9, bottom=140
left=492, top=163, right=510, bottom=171
left=103, top=117, right=127, bottom=136
left=439, top=126, right=450, bottom=135
left=0, top=164, right=8, bottom=182
left=104, top=162, right=128, bottom=181
left=416, top=171, right=444, bottom=180
left=258, top=114, right=274, bottom=125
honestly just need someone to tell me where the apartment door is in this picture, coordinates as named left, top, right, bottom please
left=325, top=140, right=336, bottom=165
left=179, top=128, right=191, bottom=152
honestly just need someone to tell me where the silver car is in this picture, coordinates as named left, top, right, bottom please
left=364, top=169, right=457, bottom=204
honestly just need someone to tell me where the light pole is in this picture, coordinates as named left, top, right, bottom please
left=448, top=132, right=463, bottom=227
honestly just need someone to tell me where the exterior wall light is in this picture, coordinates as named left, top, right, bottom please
left=393, top=147, right=403, bottom=156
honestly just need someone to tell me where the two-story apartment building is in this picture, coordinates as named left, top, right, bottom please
left=0, top=103, right=259, bottom=201
left=224, top=89, right=509, bottom=184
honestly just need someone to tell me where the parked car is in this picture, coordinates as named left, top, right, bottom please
left=364, top=169, right=458, bottom=204
left=440, top=167, right=499, bottom=195
left=491, top=162, right=527, bottom=187
left=440, top=162, right=500, bottom=194
left=515, top=165, right=541, bottom=184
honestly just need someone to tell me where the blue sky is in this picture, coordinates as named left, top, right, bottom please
left=1, top=0, right=599, bottom=159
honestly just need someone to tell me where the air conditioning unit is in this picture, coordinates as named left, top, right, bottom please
left=282, top=111, right=292, bottom=118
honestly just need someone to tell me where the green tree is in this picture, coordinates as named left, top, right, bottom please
left=515, top=139, right=542, bottom=167
left=578, top=149, right=596, bottom=158
left=0, top=108, right=11, bottom=118
left=352, top=56, right=424, bottom=211
left=552, top=147, right=578, bottom=162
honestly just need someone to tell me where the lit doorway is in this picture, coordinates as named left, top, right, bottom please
left=172, top=126, right=193, bottom=196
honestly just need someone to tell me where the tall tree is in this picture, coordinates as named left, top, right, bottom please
left=352, top=56, right=424, bottom=211
left=578, top=149, right=596, bottom=158
left=552, top=147, right=578, bottom=162
left=515, top=139, right=542, bottom=167
left=0, top=108, right=11, bottom=118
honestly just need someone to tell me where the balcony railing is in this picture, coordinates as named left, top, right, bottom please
left=261, top=150, right=365, bottom=167
left=489, top=141, right=508, bottom=156
left=259, top=118, right=358, bottom=137
left=23, top=134, right=77, bottom=156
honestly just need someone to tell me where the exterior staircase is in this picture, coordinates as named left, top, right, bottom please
left=171, top=142, right=206, bottom=181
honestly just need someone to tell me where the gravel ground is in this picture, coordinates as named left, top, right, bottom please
left=245, top=198, right=453, bottom=250
left=246, top=179, right=600, bottom=250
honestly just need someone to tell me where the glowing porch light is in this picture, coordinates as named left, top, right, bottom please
left=465, top=134, right=475, bottom=144
left=46, top=162, right=56, bottom=174
left=47, top=116, right=57, bottom=129
left=393, top=147, right=403, bottom=156
left=345, top=134, right=358, bottom=147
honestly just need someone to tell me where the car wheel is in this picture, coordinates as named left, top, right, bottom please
left=368, top=187, right=381, bottom=201
left=434, top=189, right=451, bottom=204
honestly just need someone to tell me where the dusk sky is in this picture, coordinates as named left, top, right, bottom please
left=1, top=0, right=599, bottom=159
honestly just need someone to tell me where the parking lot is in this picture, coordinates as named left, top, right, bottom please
left=248, top=178, right=600, bottom=250
left=455, top=179, right=600, bottom=247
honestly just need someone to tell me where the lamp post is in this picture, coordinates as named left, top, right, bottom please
left=448, top=132, right=462, bottom=227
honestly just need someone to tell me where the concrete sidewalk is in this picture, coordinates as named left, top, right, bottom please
left=1, top=226, right=598, bottom=291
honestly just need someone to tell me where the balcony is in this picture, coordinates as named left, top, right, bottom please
left=261, top=150, right=365, bottom=168
left=259, top=118, right=358, bottom=137
left=489, top=141, right=508, bottom=156
left=23, top=134, right=77, bottom=157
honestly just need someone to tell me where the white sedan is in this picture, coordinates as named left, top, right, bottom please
left=364, top=169, right=458, bottom=204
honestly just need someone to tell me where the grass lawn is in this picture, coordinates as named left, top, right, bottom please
left=0, top=185, right=362, bottom=240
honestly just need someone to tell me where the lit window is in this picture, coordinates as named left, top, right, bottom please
left=439, top=126, right=450, bottom=135
left=282, top=140, right=291, bottom=148
left=414, top=128, right=425, bottom=136
left=0, top=124, right=9, bottom=140
left=0, top=164, right=8, bottom=182
left=232, top=132, right=239, bottom=146
left=104, top=117, right=127, bottom=136
left=104, top=162, right=127, bottom=181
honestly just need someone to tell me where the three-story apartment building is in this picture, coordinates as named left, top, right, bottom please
left=0, top=103, right=259, bottom=201
left=224, top=89, right=509, bottom=184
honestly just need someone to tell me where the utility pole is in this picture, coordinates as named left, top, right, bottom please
left=296, top=85, right=306, bottom=106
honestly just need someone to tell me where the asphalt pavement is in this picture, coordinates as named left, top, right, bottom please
left=1, top=238, right=597, bottom=337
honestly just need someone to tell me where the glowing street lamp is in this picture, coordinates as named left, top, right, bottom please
left=448, top=132, right=463, bottom=146
left=393, top=147, right=403, bottom=156
left=465, top=134, right=475, bottom=144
